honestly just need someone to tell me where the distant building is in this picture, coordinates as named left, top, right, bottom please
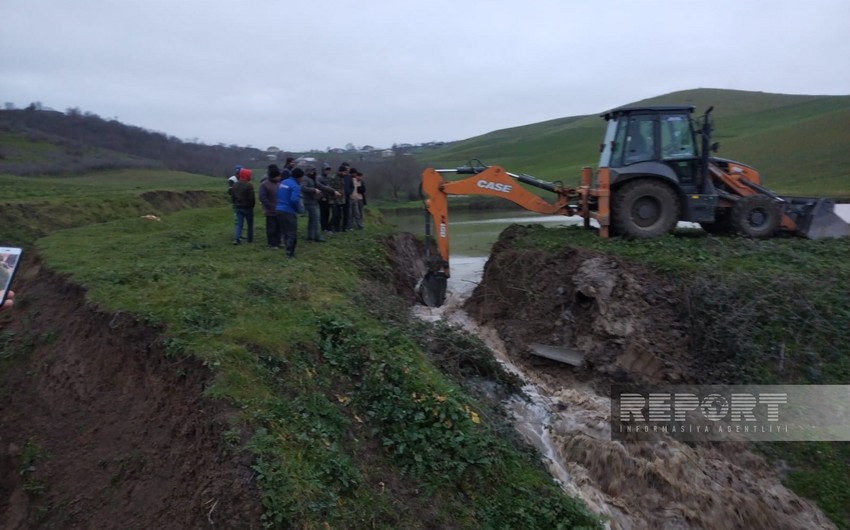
left=295, top=156, right=318, bottom=167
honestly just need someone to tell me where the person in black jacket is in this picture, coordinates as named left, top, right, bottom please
left=317, top=165, right=334, bottom=234
left=259, top=165, right=282, bottom=248
left=230, top=168, right=255, bottom=244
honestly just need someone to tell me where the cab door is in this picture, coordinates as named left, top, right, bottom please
left=658, top=112, right=699, bottom=193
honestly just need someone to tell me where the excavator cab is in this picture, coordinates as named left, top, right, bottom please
left=598, top=106, right=849, bottom=239
left=596, top=106, right=722, bottom=238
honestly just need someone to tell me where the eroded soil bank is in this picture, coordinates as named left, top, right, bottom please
left=0, top=258, right=262, bottom=529
left=457, top=225, right=836, bottom=530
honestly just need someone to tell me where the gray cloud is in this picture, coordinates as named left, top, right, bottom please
left=2, top=0, right=848, bottom=151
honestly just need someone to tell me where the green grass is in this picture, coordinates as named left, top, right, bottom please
left=31, top=207, right=602, bottom=529
left=0, top=169, right=226, bottom=245
left=0, top=169, right=222, bottom=201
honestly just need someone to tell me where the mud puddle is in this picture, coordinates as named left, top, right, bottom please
left=412, top=254, right=835, bottom=530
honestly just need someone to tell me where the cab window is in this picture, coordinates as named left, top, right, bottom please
left=610, top=114, right=654, bottom=167
left=660, top=114, right=695, bottom=160
left=623, top=115, right=655, bottom=164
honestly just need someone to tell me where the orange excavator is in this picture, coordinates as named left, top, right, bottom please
left=418, top=105, right=849, bottom=307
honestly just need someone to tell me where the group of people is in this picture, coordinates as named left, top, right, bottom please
left=228, top=159, right=367, bottom=258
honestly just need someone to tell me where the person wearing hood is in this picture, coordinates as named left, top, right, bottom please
left=231, top=168, right=255, bottom=245
left=276, top=167, right=304, bottom=258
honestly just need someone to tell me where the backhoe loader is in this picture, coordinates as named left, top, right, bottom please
left=418, top=105, right=849, bottom=307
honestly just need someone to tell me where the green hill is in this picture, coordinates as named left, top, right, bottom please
left=416, top=88, right=850, bottom=197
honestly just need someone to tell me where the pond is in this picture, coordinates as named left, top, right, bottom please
left=382, top=207, right=583, bottom=258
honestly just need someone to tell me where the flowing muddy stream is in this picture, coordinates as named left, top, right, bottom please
left=398, top=208, right=850, bottom=530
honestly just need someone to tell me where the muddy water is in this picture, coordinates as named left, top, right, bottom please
left=404, top=209, right=848, bottom=530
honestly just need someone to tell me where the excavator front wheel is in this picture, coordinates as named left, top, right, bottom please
left=731, top=195, right=781, bottom=239
left=611, top=180, right=681, bottom=238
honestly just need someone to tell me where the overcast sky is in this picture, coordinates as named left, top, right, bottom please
left=2, top=0, right=848, bottom=152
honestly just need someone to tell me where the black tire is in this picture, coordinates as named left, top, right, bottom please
left=699, top=208, right=733, bottom=234
left=611, top=180, right=681, bottom=238
left=731, top=195, right=781, bottom=239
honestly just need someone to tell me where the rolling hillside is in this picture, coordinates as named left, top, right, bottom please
left=2, top=88, right=848, bottom=197
left=417, top=88, right=850, bottom=196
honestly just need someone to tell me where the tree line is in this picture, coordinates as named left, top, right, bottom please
left=0, top=104, right=265, bottom=177
left=0, top=103, right=427, bottom=201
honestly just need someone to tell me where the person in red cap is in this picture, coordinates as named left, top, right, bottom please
left=230, top=168, right=255, bottom=244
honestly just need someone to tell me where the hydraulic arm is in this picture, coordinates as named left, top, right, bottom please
left=418, top=164, right=607, bottom=307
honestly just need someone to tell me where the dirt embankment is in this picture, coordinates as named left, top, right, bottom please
left=461, top=225, right=836, bottom=530
left=0, top=257, right=261, bottom=529
left=139, top=190, right=225, bottom=213
left=465, top=225, right=695, bottom=387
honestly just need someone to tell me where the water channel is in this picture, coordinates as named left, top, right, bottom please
left=382, top=204, right=849, bottom=530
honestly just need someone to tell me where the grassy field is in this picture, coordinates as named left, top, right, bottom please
left=0, top=169, right=222, bottom=200
left=0, top=170, right=226, bottom=245
left=416, top=89, right=850, bottom=198
left=15, top=201, right=601, bottom=529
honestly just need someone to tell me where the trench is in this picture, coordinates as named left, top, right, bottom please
left=0, top=259, right=262, bottom=529
left=404, top=215, right=845, bottom=530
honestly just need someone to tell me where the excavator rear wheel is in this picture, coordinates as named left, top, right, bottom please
left=731, top=195, right=781, bottom=238
left=611, top=180, right=681, bottom=238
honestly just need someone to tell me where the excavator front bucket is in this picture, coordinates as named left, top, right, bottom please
left=417, top=271, right=447, bottom=308
left=784, top=197, right=850, bottom=239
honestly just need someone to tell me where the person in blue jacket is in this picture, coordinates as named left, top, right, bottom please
left=276, top=167, right=304, bottom=258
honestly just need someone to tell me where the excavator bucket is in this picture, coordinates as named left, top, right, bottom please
left=417, top=271, right=447, bottom=308
left=784, top=197, right=850, bottom=239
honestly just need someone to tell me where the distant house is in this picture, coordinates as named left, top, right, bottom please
left=381, top=149, right=395, bottom=158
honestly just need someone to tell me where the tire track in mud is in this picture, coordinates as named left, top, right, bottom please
left=412, top=243, right=836, bottom=530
